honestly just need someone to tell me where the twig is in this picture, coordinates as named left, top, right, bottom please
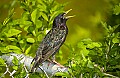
left=24, top=64, right=29, bottom=78
left=0, top=63, right=14, bottom=78
left=103, top=73, right=119, bottom=78
left=38, top=66, right=49, bottom=78
left=0, top=53, right=68, bottom=77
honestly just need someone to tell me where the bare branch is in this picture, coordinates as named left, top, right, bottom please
left=0, top=53, right=68, bottom=77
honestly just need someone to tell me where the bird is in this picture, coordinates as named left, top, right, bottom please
left=31, top=9, right=74, bottom=72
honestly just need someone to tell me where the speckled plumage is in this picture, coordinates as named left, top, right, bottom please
left=31, top=13, right=69, bottom=72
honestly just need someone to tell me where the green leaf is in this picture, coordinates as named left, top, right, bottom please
left=49, top=11, right=63, bottom=25
left=19, top=41, right=26, bottom=52
left=5, top=29, right=22, bottom=37
left=0, top=67, right=2, bottom=71
left=92, top=42, right=101, bottom=47
left=113, top=3, right=120, bottom=15
left=23, top=25, right=29, bottom=31
left=87, top=60, right=94, bottom=68
left=32, top=30, right=36, bottom=37
left=55, top=72, right=69, bottom=77
left=8, top=38, right=16, bottom=41
left=77, top=42, right=85, bottom=48
left=112, top=24, right=119, bottom=32
left=6, top=45, right=21, bottom=53
left=36, top=20, right=42, bottom=29
left=101, top=22, right=109, bottom=32
left=21, top=12, right=30, bottom=21
left=50, top=5, right=60, bottom=12
left=31, top=9, right=38, bottom=24
left=86, top=41, right=101, bottom=49
left=80, top=49, right=89, bottom=56
left=25, top=46, right=31, bottom=54
left=23, top=21, right=32, bottom=26
left=58, top=50, right=63, bottom=60
left=6, top=45, right=21, bottom=50
left=0, top=47, right=8, bottom=53
left=3, top=17, right=11, bottom=25
left=37, top=34, right=43, bottom=41
left=12, top=56, right=19, bottom=65
left=49, top=11, right=59, bottom=22
left=41, top=12, right=48, bottom=21
left=0, top=58, right=5, bottom=66
left=19, top=39, right=24, bottom=44
left=82, top=38, right=92, bottom=44
left=71, top=64, right=76, bottom=68
left=13, top=66, right=18, bottom=70
left=3, top=8, right=15, bottom=25
left=26, top=38, right=35, bottom=43
left=87, top=43, right=95, bottom=49
left=112, top=38, right=119, bottom=43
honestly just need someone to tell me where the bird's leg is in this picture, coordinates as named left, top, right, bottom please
left=51, top=55, right=56, bottom=62
left=51, top=55, right=64, bottom=67
left=46, top=55, right=56, bottom=63
left=47, top=59, right=53, bottom=63
left=47, top=55, right=64, bottom=68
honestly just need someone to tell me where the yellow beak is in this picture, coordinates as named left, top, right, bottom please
left=64, top=9, right=75, bottom=19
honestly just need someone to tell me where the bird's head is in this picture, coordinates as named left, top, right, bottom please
left=53, top=9, right=74, bottom=28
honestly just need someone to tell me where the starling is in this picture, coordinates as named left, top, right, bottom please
left=31, top=9, right=74, bottom=72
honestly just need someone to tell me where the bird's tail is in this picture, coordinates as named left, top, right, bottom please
left=30, top=57, right=43, bottom=72
left=30, top=61, right=39, bottom=72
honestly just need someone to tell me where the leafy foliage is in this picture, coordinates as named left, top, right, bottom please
left=0, top=0, right=120, bottom=78
left=0, top=0, right=65, bottom=56
left=0, top=0, right=65, bottom=77
left=55, top=3, right=120, bottom=78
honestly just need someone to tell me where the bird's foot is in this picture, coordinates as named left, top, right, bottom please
left=52, top=60, right=64, bottom=68
left=47, top=59, right=64, bottom=68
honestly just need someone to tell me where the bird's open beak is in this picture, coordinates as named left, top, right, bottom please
left=64, top=9, right=75, bottom=19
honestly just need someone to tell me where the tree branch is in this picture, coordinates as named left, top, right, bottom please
left=0, top=53, right=68, bottom=76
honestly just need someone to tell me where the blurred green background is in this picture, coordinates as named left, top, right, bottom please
left=0, top=0, right=118, bottom=43
left=0, top=0, right=120, bottom=63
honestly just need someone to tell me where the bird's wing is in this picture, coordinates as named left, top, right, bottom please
left=31, top=27, right=67, bottom=72
left=42, top=27, right=67, bottom=57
